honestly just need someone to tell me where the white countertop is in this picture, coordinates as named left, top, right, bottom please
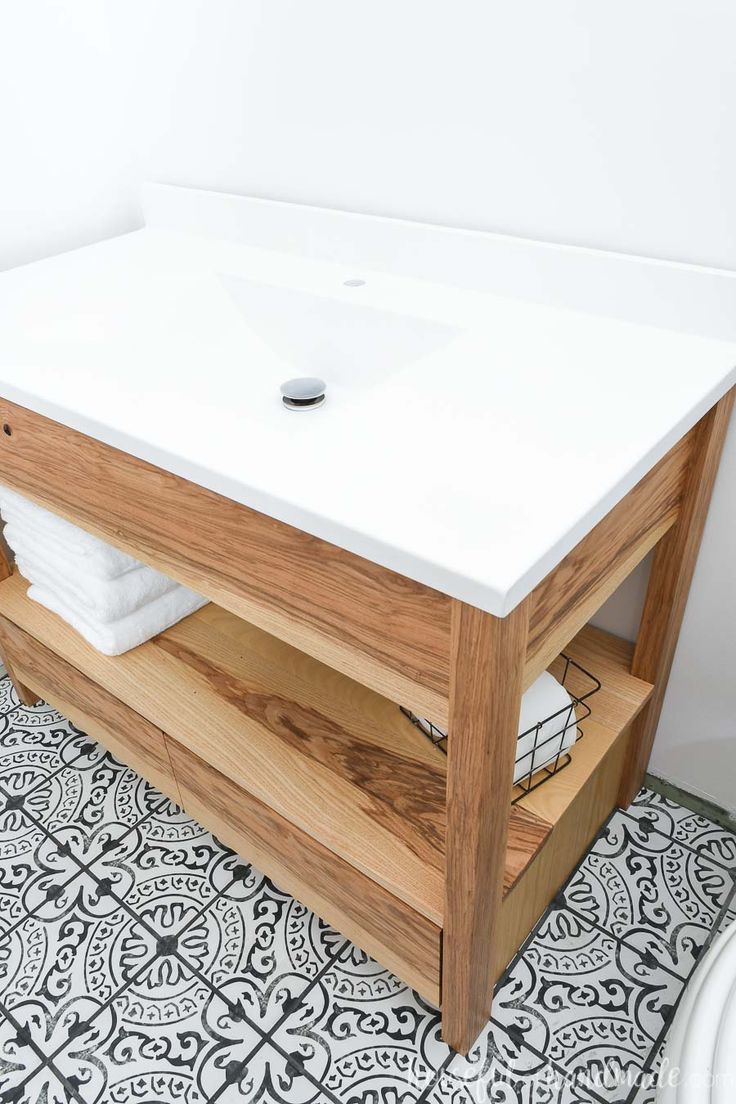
left=0, top=184, right=735, bottom=615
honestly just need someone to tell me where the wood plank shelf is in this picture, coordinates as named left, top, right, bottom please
left=0, top=569, right=653, bottom=1003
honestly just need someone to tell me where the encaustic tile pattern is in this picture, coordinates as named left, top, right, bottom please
left=0, top=674, right=733, bottom=1103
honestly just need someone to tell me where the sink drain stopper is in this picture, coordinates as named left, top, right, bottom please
left=280, top=377, right=327, bottom=411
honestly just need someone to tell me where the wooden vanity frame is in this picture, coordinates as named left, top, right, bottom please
left=0, top=388, right=732, bottom=1054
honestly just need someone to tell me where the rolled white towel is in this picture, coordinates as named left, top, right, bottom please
left=27, top=581, right=208, bottom=656
left=12, top=539, right=178, bottom=623
left=0, top=487, right=140, bottom=579
left=413, top=669, right=577, bottom=785
left=514, top=671, right=578, bottom=782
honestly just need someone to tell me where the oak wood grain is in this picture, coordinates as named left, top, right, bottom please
left=0, top=636, right=39, bottom=706
left=0, top=569, right=553, bottom=923
left=442, top=598, right=530, bottom=1054
left=0, top=395, right=705, bottom=730
left=0, top=569, right=445, bottom=921
left=169, top=739, right=442, bottom=1003
left=0, top=614, right=182, bottom=803
left=619, top=390, right=735, bottom=806
left=0, top=396, right=452, bottom=726
left=525, top=427, right=694, bottom=687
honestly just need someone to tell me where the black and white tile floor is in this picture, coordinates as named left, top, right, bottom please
left=0, top=673, right=734, bottom=1104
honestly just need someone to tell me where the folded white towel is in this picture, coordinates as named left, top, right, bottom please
left=0, top=487, right=139, bottom=580
left=11, top=538, right=178, bottom=623
left=414, top=670, right=577, bottom=785
left=27, top=581, right=208, bottom=656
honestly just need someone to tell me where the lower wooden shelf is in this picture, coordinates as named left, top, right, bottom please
left=0, top=570, right=653, bottom=1004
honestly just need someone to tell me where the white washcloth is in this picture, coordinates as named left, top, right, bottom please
left=27, top=581, right=208, bottom=656
left=414, top=670, right=577, bottom=785
left=11, top=537, right=178, bottom=623
left=0, top=487, right=139, bottom=580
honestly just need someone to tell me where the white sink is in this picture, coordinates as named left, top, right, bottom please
left=219, top=274, right=460, bottom=393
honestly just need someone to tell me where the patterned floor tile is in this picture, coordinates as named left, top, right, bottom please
left=426, top=1020, right=596, bottom=1104
left=632, top=787, right=736, bottom=869
left=20, top=743, right=156, bottom=854
left=563, top=809, right=733, bottom=977
left=85, top=798, right=231, bottom=940
left=626, top=1040, right=667, bottom=1104
left=179, top=862, right=343, bottom=1013
left=0, top=893, right=160, bottom=1028
left=0, top=674, right=21, bottom=717
left=51, top=957, right=225, bottom=1104
left=489, top=904, right=681, bottom=1102
left=0, top=714, right=87, bottom=809
left=0, top=1005, right=45, bottom=1100
left=267, top=941, right=444, bottom=1102
left=0, top=1004, right=82, bottom=1104
left=0, top=804, right=45, bottom=913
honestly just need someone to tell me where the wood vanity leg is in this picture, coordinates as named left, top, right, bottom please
left=442, top=597, right=529, bottom=1054
left=618, top=389, right=734, bottom=808
left=0, top=620, right=39, bottom=709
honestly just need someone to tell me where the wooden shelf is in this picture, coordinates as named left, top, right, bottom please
left=0, top=570, right=652, bottom=930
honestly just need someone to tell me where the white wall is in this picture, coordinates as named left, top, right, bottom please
left=0, top=0, right=734, bottom=806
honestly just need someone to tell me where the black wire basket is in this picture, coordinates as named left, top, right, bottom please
left=400, top=653, right=601, bottom=804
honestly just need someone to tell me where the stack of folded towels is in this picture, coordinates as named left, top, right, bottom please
left=413, top=669, right=578, bottom=783
left=0, top=485, right=207, bottom=656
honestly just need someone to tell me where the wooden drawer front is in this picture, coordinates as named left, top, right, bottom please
left=0, top=396, right=451, bottom=727
left=168, top=738, right=442, bottom=1005
left=0, top=615, right=181, bottom=805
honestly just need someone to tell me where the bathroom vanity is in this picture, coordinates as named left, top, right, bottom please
left=0, top=186, right=734, bottom=1053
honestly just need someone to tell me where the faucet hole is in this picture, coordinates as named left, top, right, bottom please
left=343, top=278, right=366, bottom=288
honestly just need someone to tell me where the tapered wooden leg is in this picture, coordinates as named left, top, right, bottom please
left=442, top=597, right=529, bottom=1054
left=0, top=638, right=40, bottom=707
left=618, top=389, right=734, bottom=808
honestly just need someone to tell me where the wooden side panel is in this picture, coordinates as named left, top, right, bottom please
left=169, top=739, right=442, bottom=1004
left=525, top=427, right=694, bottom=687
left=619, top=389, right=735, bottom=806
left=0, top=614, right=181, bottom=804
left=495, top=724, right=632, bottom=977
left=0, top=397, right=452, bottom=726
left=442, top=598, right=530, bottom=1054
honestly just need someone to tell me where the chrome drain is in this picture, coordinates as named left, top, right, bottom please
left=280, top=377, right=327, bottom=411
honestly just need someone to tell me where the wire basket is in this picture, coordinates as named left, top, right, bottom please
left=400, top=652, right=601, bottom=804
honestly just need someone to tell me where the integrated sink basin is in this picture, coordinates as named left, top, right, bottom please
left=219, top=274, right=461, bottom=394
